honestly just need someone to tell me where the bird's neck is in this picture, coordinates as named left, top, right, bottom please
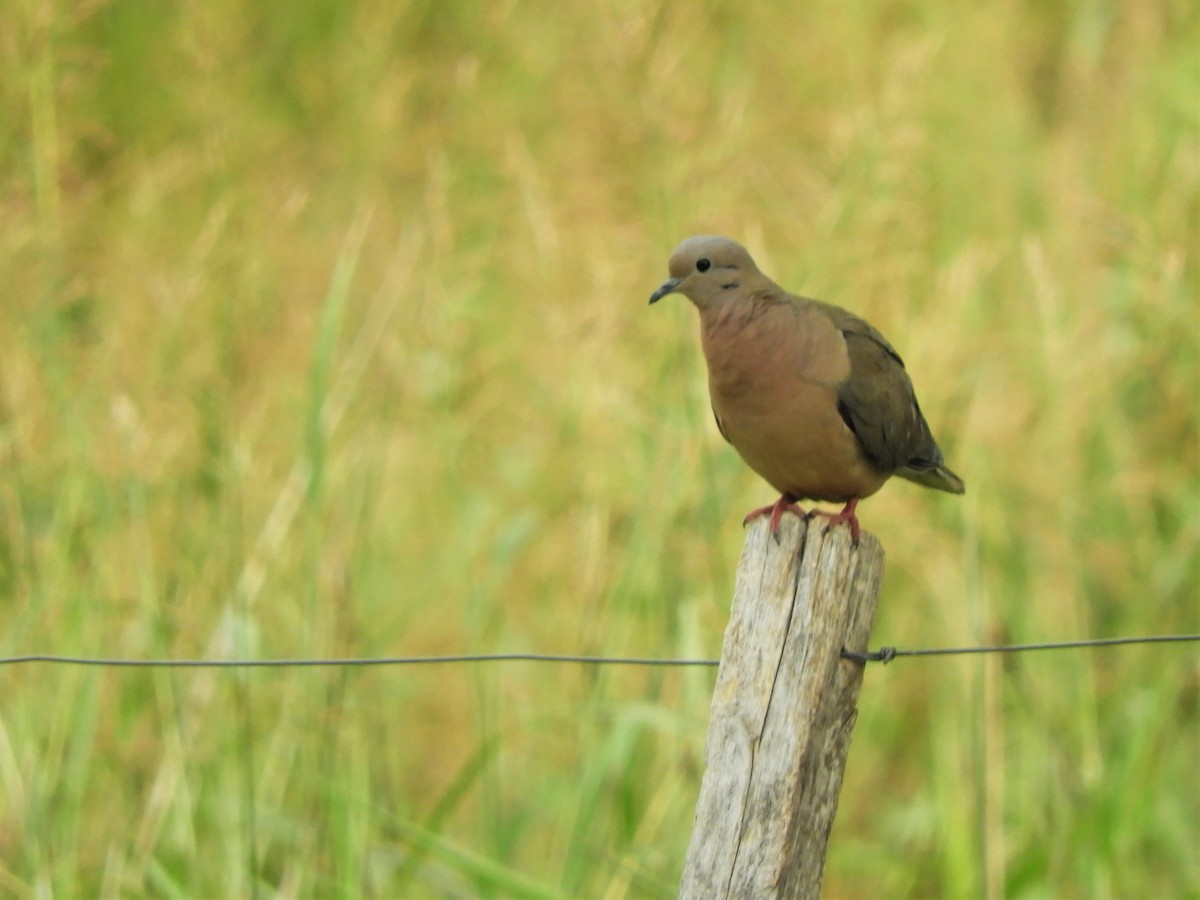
left=699, top=293, right=849, bottom=396
left=698, top=294, right=786, bottom=389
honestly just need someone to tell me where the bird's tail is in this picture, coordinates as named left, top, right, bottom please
left=898, top=462, right=965, bottom=495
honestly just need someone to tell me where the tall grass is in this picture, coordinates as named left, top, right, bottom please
left=1, top=0, right=1197, bottom=896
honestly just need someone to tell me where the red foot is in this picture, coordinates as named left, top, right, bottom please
left=810, top=497, right=861, bottom=544
left=743, top=494, right=808, bottom=535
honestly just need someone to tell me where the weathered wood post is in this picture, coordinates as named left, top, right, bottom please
left=680, top=514, right=885, bottom=899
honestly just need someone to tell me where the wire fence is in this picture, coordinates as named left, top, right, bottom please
left=0, top=634, right=1196, bottom=669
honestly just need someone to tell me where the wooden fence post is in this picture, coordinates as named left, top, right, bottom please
left=679, top=513, right=885, bottom=899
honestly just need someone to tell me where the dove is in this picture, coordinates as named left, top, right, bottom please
left=650, top=235, right=963, bottom=541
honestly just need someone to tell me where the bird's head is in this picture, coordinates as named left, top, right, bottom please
left=649, top=235, right=762, bottom=310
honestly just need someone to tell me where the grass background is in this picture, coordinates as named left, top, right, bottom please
left=2, top=0, right=1198, bottom=896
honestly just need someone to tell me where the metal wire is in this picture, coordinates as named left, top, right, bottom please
left=0, top=652, right=720, bottom=669
left=0, top=634, right=1195, bottom=669
left=840, top=633, right=1200, bottom=664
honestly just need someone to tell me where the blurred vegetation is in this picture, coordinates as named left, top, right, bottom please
left=1, top=0, right=1197, bottom=896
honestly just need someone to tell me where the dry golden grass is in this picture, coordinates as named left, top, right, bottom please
left=1, top=0, right=1197, bottom=896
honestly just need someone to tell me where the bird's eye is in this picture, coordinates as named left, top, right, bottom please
left=696, top=258, right=711, bottom=272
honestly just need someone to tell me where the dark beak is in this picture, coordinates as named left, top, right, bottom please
left=649, top=278, right=682, bottom=305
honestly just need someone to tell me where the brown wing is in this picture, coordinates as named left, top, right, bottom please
left=815, top=302, right=945, bottom=477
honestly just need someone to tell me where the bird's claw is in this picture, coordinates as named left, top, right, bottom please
left=811, top=498, right=862, bottom=545
left=743, top=495, right=808, bottom=542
